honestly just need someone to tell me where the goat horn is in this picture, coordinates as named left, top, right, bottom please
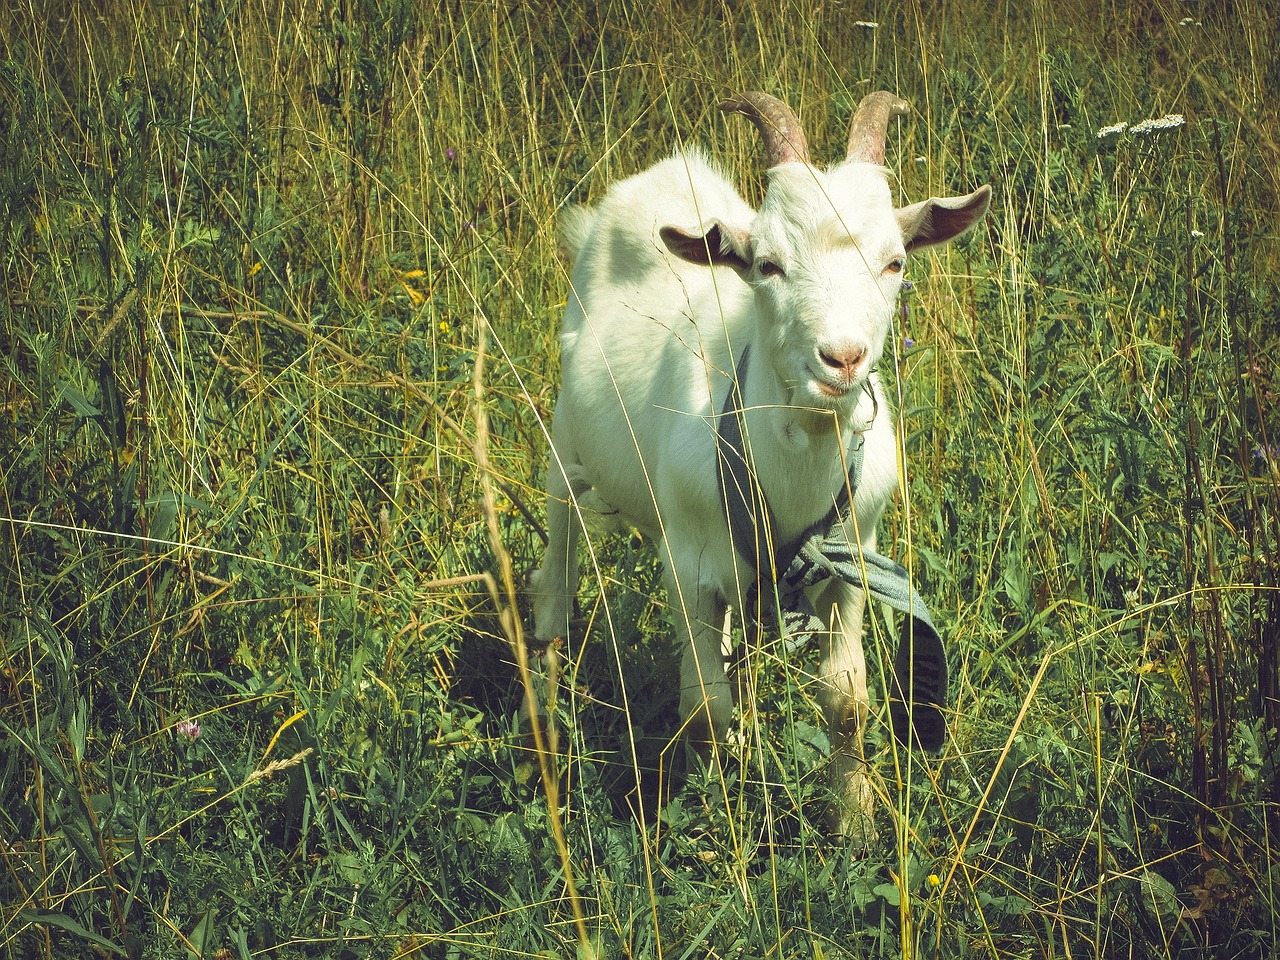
left=719, top=92, right=810, bottom=167
left=846, top=91, right=910, bottom=164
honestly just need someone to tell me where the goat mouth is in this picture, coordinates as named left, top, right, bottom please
left=806, top=368, right=858, bottom=399
left=816, top=380, right=851, bottom=397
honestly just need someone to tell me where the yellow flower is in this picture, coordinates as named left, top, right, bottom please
left=927, top=874, right=941, bottom=888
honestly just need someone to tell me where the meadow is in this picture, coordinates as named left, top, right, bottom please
left=1, top=0, right=1277, bottom=957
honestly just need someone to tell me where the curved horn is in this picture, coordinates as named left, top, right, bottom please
left=719, top=92, right=810, bottom=167
left=846, top=91, right=910, bottom=164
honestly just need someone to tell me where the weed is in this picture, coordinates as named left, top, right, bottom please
left=1, top=2, right=1277, bottom=958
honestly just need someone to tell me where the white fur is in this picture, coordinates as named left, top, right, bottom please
left=533, top=143, right=986, bottom=838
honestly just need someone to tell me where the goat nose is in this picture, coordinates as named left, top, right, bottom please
left=818, top=344, right=867, bottom=379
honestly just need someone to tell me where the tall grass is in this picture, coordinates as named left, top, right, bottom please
left=2, top=1, right=1277, bottom=957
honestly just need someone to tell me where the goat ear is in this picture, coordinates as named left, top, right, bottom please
left=659, top=221, right=753, bottom=273
left=897, top=184, right=991, bottom=252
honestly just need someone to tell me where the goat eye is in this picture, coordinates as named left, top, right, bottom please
left=756, top=259, right=784, bottom=278
left=884, top=258, right=906, bottom=276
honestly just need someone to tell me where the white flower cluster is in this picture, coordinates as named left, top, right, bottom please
left=1130, top=114, right=1186, bottom=135
left=1096, top=114, right=1185, bottom=139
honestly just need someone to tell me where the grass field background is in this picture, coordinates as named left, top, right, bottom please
left=2, top=1, right=1278, bottom=957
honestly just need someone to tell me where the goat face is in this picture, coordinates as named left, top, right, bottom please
left=743, top=164, right=907, bottom=410
left=659, top=91, right=987, bottom=421
left=657, top=166, right=903, bottom=421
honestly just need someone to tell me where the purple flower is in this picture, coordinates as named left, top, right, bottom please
left=445, top=148, right=457, bottom=162
left=176, top=719, right=202, bottom=741
left=1253, top=444, right=1280, bottom=464
left=903, top=337, right=915, bottom=349
left=899, top=280, right=914, bottom=326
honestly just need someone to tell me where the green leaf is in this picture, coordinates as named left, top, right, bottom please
left=187, top=907, right=216, bottom=960
left=97, top=359, right=126, bottom=447
left=873, top=882, right=901, bottom=906
left=19, top=911, right=126, bottom=956
left=149, top=491, right=180, bottom=544
left=58, top=380, right=101, bottom=418
left=1136, top=868, right=1183, bottom=926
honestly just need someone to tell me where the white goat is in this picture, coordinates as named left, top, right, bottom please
left=532, top=91, right=990, bottom=836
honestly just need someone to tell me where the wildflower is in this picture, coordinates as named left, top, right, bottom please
left=439, top=319, right=451, bottom=335
left=1254, top=444, right=1280, bottom=463
left=927, top=874, right=941, bottom=888
left=1096, top=122, right=1128, bottom=139
left=176, top=719, right=202, bottom=741
left=903, top=336, right=915, bottom=350
left=1130, top=114, right=1185, bottom=135
left=445, top=147, right=457, bottom=161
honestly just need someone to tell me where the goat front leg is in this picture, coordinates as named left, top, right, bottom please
left=527, top=439, right=588, bottom=763
left=665, top=546, right=732, bottom=771
left=532, top=438, right=585, bottom=645
left=810, top=576, right=875, bottom=845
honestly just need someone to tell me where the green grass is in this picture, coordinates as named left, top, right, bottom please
left=2, top=1, right=1278, bottom=957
